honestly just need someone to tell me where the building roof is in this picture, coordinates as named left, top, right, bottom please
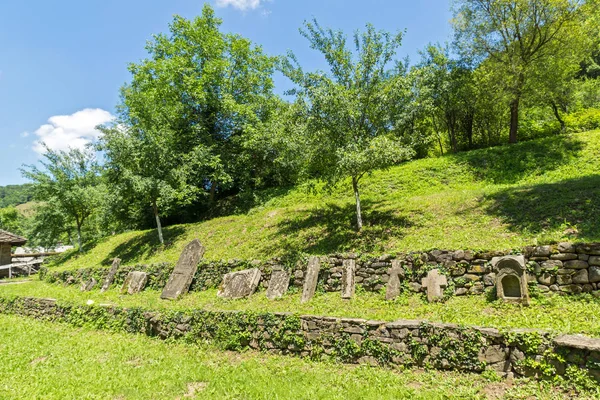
left=0, top=230, right=27, bottom=246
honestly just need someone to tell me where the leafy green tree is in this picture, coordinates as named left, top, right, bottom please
left=119, top=4, right=277, bottom=202
left=453, top=0, right=585, bottom=143
left=21, top=146, right=103, bottom=250
left=0, top=207, right=24, bottom=235
left=98, top=124, right=209, bottom=244
left=281, top=20, right=414, bottom=230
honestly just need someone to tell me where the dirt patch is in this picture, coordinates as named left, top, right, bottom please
left=174, top=382, right=208, bottom=399
left=30, top=356, right=48, bottom=365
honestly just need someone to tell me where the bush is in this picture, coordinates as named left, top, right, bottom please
left=565, top=108, right=600, bottom=133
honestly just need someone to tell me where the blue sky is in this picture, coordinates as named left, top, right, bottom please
left=0, top=0, right=453, bottom=186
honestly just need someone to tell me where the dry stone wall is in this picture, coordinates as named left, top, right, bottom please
left=1, top=296, right=599, bottom=383
left=41, top=242, right=600, bottom=298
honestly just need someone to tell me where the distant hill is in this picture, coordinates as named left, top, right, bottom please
left=0, top=184, right=33, bottom=208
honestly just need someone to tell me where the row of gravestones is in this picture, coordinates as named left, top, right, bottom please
left=83, top=239, right=531, bottom=305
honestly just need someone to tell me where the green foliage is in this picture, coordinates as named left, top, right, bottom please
left=565, top=108, right=600, bottom=132
left=21, top=146, right=104, bottom=250
left=0, top=184, right=32, bottom=208
left=280, top=19, right=414, bottom=230
left=46, top=130, right=600, bottom=270
left=100, top=4, right=280, bottom=244
left=5, top=280, right=600, bottom=337
left=3, top=314, right=588, bottom=400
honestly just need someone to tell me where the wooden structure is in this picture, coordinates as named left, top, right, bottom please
left=0, top=230, right=27, bottom=278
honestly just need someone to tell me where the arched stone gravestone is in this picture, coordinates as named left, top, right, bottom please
left=491, top=255, right=530, bottom=305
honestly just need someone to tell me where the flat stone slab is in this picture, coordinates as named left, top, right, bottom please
left=341, top=259, right=356, bottom=299
left=121, top=271, right=148, bottom=295
left=554, top=334, right=600, bottom=352
left=80, top=278, right=97, bottom=292
left=218, top=268, right=262, bottom=299
left=301, top=256, right=321, bottom=304
left=266, top=268, right=290, bottom=300
left=161, top=239, right=205, bottom=300
left=101, top=258, right=121, bottom=293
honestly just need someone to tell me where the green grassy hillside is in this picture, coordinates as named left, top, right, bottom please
left=53, top=131, right=600, bottom=270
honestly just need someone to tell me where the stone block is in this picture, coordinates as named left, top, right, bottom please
left=100, top=258, right=121, bottom=293
left=564, top=260, right=589, bottom=270
left=558, top=242, right=576, bottom=253
left=541, top=260, right=563, bottom=270
left=161, top=239, right=205, bottom=300
left=341, top=259, right=356, bottom=299
left=301, top=257, right=321, bottom=303
left=589, top=256, right=600, bottom=266
left=218, top=268, right=262, bottom=299
left=572, top=269, right=589, bottom=284
left=537, top=273, right=556, bottom=286
left=121, top=271, right=148, bottom=295
left=589, top=266, right=600, bottom=283
left=550, top=253, right=578, bottom=261
left=266, top=268, right=290, bottom=300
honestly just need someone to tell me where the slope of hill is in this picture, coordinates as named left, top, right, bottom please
left=53, top=131, right=600, bottom=270
left=0, top=184, right=32, bottom=208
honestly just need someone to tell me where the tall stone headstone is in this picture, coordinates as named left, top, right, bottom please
left=491, top=255, right=530, bottom=305
left=301, top=256, right=321, bottom=304
left=385, top=260, right=404, bottom=300
left=121, top=271, right=148, bottom=295
left=341, top=259, right=356, bottom=299
left=161, top=239, right=205, bottom=300
left=266, top=268, right=290, bottom=300
left=100, top=258, right=121, bottom=293
left=80, top=278, right=97, bottom=292
left=217, top=268, right=262, bottom=299
left=421, top=269, right=448, bottom=302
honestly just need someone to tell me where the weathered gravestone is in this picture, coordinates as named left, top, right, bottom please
left=217, top=268, right=262, bottom=299
left=80, top=278, right=97, bottom=292
left=121, top=271, right=148, bottom=295
left=385, top=260, right=405, bottom=300
left=100, top=258, right=121, bottom=293
left=491, top=255, right=530, bottom=305
left=161, top=239, right=205, bottom=300
left=341, top=259, right=356, bottom=299
left=266, top=268, right=290, bottom=300
left=301, top=256, right=321, bottom=304
left=421, top=269, right=448, bottom=302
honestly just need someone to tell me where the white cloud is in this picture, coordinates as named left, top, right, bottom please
left=33, top=108, right=114, bottom=154
left=20, top=131, right=29, bottom=138
left=216, top=0, right=262, bottom=11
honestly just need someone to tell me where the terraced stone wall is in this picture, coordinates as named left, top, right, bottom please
left=1, top=296, right=598, bottom=384
left=41, top=242, right=600, bottom=298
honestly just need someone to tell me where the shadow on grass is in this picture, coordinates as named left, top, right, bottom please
left=457, top=135, right=585, bottom=184
left=262, top=201, right=414, bottom=260
left=207, top=186, right=294, bottom=218
left=485, top=175, right=600, bottom=241
left=102, top=226, right=187, bottom=266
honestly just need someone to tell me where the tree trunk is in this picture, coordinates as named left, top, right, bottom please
left=352, top=176, right=363, bottom=231
left=509, top=73, right=525, bottom=144
left=152, top=201, right=164, bottom=245
left=209, top=181, right=217, bottom=204
left=551, top=100, right=566, bottom=133
left=509, top=96, right=520, bottom=144
left=76, top=224, right=82, bottom=252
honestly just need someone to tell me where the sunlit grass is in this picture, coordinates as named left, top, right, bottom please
left=47, top=130, right=600, bottom=271
left=2, top=280, right=600, bottom=337
left=0, top=314, right=594, bottom=399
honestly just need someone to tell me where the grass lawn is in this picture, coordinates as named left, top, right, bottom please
left=48, top=130, right=600, bottom=271
left=3, top=280, right=600, bottom=336
left=0, top=314, right=595, bottom=400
